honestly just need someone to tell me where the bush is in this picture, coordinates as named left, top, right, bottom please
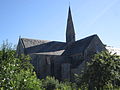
left=41, top=76, right=59, bottom=90
left=0, top=41, right=42, bottom=90
left=41, top=76, right=77, bottom=90
left=75, top=51, right=120, bottom=90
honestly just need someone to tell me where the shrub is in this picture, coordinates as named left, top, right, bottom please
left=75, top=51, right=120, bottom=90
left=41, top=76, right=77, bottom=90
left=0, top=41, right=42, bottom=90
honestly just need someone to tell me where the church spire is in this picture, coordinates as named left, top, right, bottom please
left=66, top=6, right=75, bottom=44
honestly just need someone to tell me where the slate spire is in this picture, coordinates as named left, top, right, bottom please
left=66, top=6, right=75, bottom=43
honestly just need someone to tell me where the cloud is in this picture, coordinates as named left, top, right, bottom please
left=89, top=0, right=119, bottom=27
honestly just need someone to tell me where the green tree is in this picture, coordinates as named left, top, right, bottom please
left=0, top=41, right=42, bottom=90
left=76, top=51, right=120, bottom=90
left=41, top=76, right=77, bottom=90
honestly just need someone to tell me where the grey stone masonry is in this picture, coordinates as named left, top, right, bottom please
left=61, top=63, right=71, bottom=81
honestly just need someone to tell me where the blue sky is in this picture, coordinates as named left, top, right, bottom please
left=0, top=0, right=120, bottom=47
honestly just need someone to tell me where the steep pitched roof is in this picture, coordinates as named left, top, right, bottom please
left=20, top=38, right=51, bottom=48
left=20, top=38, right=67, bottom=55
left=62, top=34, right=98, bottom=56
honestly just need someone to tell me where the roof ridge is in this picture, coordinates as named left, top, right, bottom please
left=21, top=38, right=66, bottom=43
left=21, top=38, right=51, bottom=42
left=62, top=34, right=98, bottom=56
left=76, top=34, right=97, bottom=42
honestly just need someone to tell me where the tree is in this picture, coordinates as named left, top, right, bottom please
left=76, top=51, right=120, bottom=90
left=41, top=76, right=77, bottom=90
left=0, top=41, right=42, bottom=90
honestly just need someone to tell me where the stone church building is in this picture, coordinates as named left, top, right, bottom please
left=17, top=7, right=106, bottom=81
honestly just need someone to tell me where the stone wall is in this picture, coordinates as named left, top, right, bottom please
left=61, top=63, right=71, bottom=81
left=30, top=54, right=58, bottom=78
left=53, top=56, right=71, bottom=80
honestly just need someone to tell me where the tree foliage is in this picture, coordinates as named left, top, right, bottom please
left=76, top=51, right=120, bottom=90
left=0, top=41, right=42, bottom=90
left=41, top=76, right=77, bottom=90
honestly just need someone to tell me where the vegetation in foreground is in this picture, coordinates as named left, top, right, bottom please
left=0, top=41, right=120, bottom=90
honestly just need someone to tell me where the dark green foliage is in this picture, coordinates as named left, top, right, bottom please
left=41, top=76, right=59, bottom=90
left=75, top=51, right=120, bottom=90
left=41, top=76, right=77, bottom=90
left=0, top=41, right=42, bottom=90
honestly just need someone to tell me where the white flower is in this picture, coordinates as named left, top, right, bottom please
left=10, top=87, right=13, bottom=89
left=24, top=79, right=27, bottom=82
left=2, top=78, right=6, bottom=81
left=10, top=70, right=14, bottom=73
left=3, top=66, right=6, bottom=70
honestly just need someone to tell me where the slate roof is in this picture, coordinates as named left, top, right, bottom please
left=20, top=38, right=51, bottom=48
left=20, top=38, right=67, bottom=55
left=19, top=35, right=99, bottom=56
left=62, top=34, right=98, bottom=56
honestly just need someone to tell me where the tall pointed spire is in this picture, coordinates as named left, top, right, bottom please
left=66, top=6, right=75, bottom=44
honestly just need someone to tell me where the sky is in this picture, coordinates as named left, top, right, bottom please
left=0, top=0, right=120, bottom=47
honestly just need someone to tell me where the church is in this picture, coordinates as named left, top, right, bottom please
left=17, top=7, right=106, bottom=81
